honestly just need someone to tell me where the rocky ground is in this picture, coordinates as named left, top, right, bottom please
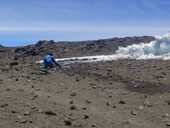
left=0, top=36, right=170, bottom=128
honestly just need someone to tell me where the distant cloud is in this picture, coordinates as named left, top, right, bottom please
left=142, top=1, right=163, bottom=13
left=0, top=24, right=169, bottom=37
left=128, top=5, right=145, bottom=15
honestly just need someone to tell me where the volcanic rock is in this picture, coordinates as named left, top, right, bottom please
left=10, top=61, right=19, bottom=66
left=44, top=111, right=57, bottom=116
left=64, top=118, right=72, bottom=126
left=119, top=100, right=126, bottom=104
left=24, top=111, right=31, bottom=116
left=70, top=91, right=77, bottom=96
left=131, top=110, right=138, bottom=115
left=84, top=114, right=89, bottom=119
left=70, top=104, right=76, bottom=110
left=167, top=121, right=170, bottom=126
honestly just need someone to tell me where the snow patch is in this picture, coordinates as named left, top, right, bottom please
left=36, top=33, right=170, bottom=65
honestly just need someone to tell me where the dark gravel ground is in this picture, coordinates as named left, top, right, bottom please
left=1, top=36, right=170, bottom=128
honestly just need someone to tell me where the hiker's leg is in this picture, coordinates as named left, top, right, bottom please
left=44, top=62, right=54, bottom=68
left=48, top=63, right=54, bottom=68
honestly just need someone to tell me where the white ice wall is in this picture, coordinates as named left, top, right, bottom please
left=37, top=33, right=170, bottom=65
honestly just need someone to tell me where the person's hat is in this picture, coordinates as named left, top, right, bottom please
left=48, top=52, right=53, bottom=56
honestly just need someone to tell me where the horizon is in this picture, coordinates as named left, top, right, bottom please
left=0, top=34, right=155, bottom=47
left=0, top=0, right=170, bottom=47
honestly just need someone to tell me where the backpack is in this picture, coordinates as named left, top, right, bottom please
left=45, top=56, right=52, bottom=63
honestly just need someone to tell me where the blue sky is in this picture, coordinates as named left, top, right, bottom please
left=0, top=0, right=170, bottom=47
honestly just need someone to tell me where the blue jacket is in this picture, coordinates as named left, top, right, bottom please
left=44, top=55, right=59, bottom=65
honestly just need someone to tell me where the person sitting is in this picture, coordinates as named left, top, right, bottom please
left=44, top=52, right=61, bottom=68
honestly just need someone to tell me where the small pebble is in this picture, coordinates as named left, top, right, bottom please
left=84, top=114, right=89, bottom=119
left=24, top=111, right=31, bottom=116
left=167, top=121, right=170, bottom=126
left=123, top=120, right=130, bottom=125
left=70, top=101, right=74, bottom=104
left=119, top=100, right=126, bottom=104
left=113, top=105, right=117, bottom=108
left=131, top=110, right=138, bottom=115
left=64, top=118, right=72, bottom=126
left=86, top=100, right=91, bottom=104
left=144, top=101, right=153, bottom=107
left=82, top=107, right=87, bottom=110
left=20, top=120, right=28, bottom=123
left=92, top=124, right=96, bottom=127
left=44, top=111, right=56, bottom=116
left=106, top=102, right=110, bottom=106
left=70, top=104, right=76, bottom=110
left=70, top=91, right=77, bottom=96
left=162, top=113, right=169, bottom=118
